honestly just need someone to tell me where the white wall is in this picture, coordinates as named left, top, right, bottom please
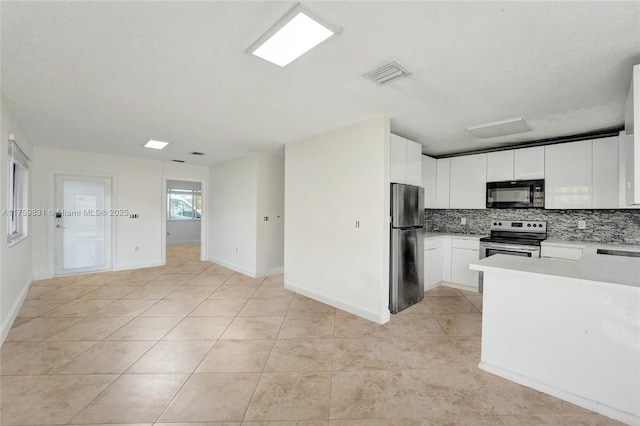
left=284, top=117, right=391, bottom=324
left=208, top=153, right=284, bottom=278
left=208, top=155, right=259, bottom=276
left=256, top=154, right=285, bottom=276
left=32, top=147, right=162, bottom=276
left=1, top=94, right=34, bottom=343
left=32, top=147, right=209, bottom=278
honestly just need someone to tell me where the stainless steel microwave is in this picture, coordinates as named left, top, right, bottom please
left=486, top=179, right=545, bottom=208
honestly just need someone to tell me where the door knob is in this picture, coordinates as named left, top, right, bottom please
left=56, top=224, right=66, bottom=229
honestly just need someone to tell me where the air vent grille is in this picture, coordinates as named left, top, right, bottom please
left=363, top=61, right=412, bottom=85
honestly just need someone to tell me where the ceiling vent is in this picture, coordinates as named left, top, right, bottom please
left=190, top=152, right=205, bottom=156
left=363, top=61, right=412, bottom=85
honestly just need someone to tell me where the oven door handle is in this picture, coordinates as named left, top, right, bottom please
left=480, top=243, right=540, bottom=253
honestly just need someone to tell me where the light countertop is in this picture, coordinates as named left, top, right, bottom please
left=542, top=239, right=640, bottom=255
left=424, top=232, right=486, bottom=240
left=470, top=250, right=640, bottom=288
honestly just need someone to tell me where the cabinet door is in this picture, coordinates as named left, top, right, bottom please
left=450, top=248, right=480, bottom=287
left=593, top=136, right=619, bottom=208
left=390, top=134, right=406, bottom=184
left=487, top=150, right=514, bottom=182
left=545, top=141, right=592, bottom=209
left=515, top=146, right=545, bottom=180
left=424, top=247, right=443, bottom=290
left=422, top=155, right=437, bottom=208
left=449, top=154, right=487, bottom=209
left=435, top=158, right=450, bottom=208
left=405, top=139, right=423, bottom=186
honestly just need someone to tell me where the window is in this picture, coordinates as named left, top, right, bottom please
left=7, top=139, right=29, bottom=243
left=167, top=188, right=201, bottom=220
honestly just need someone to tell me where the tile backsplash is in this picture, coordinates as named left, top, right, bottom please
left=425, top=209, right=640, bottom=244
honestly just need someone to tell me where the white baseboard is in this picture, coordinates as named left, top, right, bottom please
left=208, top=256, right=258, bottom=278
left=32, top=270, right=50, bottom=280
left=167, top=240, right=201, bottom=246
left=285, top=280, right=390, bottom=324
left=115, top=261, right=164, bottom=271
left=440, top=281, right=478, bottom=293
left=1, top=276, right=33, bottom=345
left=256, top=266, right=284, bottom=278
left=479, top=361, right=639, bottom=426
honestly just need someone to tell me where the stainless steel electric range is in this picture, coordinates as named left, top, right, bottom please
left=478, top=220, right=547, bottom=293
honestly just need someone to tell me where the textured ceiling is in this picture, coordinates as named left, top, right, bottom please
left=2, top=1, right=639, bottom=165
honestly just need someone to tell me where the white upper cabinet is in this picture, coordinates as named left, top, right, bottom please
left=449, top=153, right=487, bottom=209
left=593, top=136, right=619, bottom=208
left=390, top=134, right=422, bottom=186
left=435, top=158, right=451, bottom=209
left=514, top=146, right=545, bottom=180
left=487, top=150, right=514, bottom=181
left=624, top=64, right=640, bottom=205
left=422, top=155, right=437, bottom=208
left=390, top=134, right=406, bottom=184
left=545, top=140, right=592, bottom=209
left=406, top=139, right=423, bottom=186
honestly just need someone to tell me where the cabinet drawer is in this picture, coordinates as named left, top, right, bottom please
left=541, top=245, right=583, bottom=261
left=451, top=238, right=479, bottom=250
left=425, top=238, right=444, bottom=250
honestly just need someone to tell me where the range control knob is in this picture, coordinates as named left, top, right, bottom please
left=493, top=222, right=497, bottom=225
left=498, top=222, right=502, bottom=226
left=527, top=223, right=532, bottom=227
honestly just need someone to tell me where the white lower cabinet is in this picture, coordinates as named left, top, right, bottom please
left=424, top=238, right=443, bottom=289
left=541, top=244, right=583, bottom=261
left=424, top=236, right=480, bottom=291
left=451, top=247, right=480, bottom=287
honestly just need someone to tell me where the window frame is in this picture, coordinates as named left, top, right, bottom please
left=167, top=188, right=202, bottom=221
left=7, top=140, right=30, bottom=245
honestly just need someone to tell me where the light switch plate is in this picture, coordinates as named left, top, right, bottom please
left=578, top=220, right=586, bottom=230
left=461, top=217, right=467, bottom=225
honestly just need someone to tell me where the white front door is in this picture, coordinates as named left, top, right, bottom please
left=54, top=175, right=112, bottom=275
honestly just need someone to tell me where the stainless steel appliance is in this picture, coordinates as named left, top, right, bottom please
left=478, top=220, right=547, bottom=292
left=389, top=183, right=425, bottom=314
left=486, top=179, right=545, bottom=209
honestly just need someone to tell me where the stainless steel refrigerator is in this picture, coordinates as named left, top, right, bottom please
left=389, top=183, right=425, bottom=314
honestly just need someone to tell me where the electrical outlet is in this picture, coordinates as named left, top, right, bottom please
left=578, top=220, right=586, bottom=230
left=461, top=217, right=467, bottom=225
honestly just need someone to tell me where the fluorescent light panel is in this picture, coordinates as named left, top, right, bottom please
left=466, top=117, right=533, bottom=139
left=248, top=4, right=340, bottom=67
left=144, top=139, right=170, bottom=149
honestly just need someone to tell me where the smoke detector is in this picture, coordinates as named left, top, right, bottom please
left=363, top=61, right=412, bottom=85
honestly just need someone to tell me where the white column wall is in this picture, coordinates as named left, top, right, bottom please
left=284, top=117, right=390, bottom=324
left=1, top=94, right=35, bottom=343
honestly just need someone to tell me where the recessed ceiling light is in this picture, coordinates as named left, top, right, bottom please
left=466, top=117, right=533, bottom=139
left=190, top=151, right=205, bottom=156
left=172, top=159, right=185, bottom=163
left=247, top=3, right=341, bottom=67
left=144, top=139, right=170, bottom=150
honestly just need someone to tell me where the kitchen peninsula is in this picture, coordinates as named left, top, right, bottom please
left=470, top=250, right=640, bottom=425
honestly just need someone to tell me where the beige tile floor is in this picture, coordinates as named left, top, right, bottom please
left=1, top=244, right=622, bottom=425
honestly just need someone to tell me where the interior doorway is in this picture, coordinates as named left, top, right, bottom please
left=54, top=174, right=113, bottom=275
left=162, top=178, right=206, bottom=263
